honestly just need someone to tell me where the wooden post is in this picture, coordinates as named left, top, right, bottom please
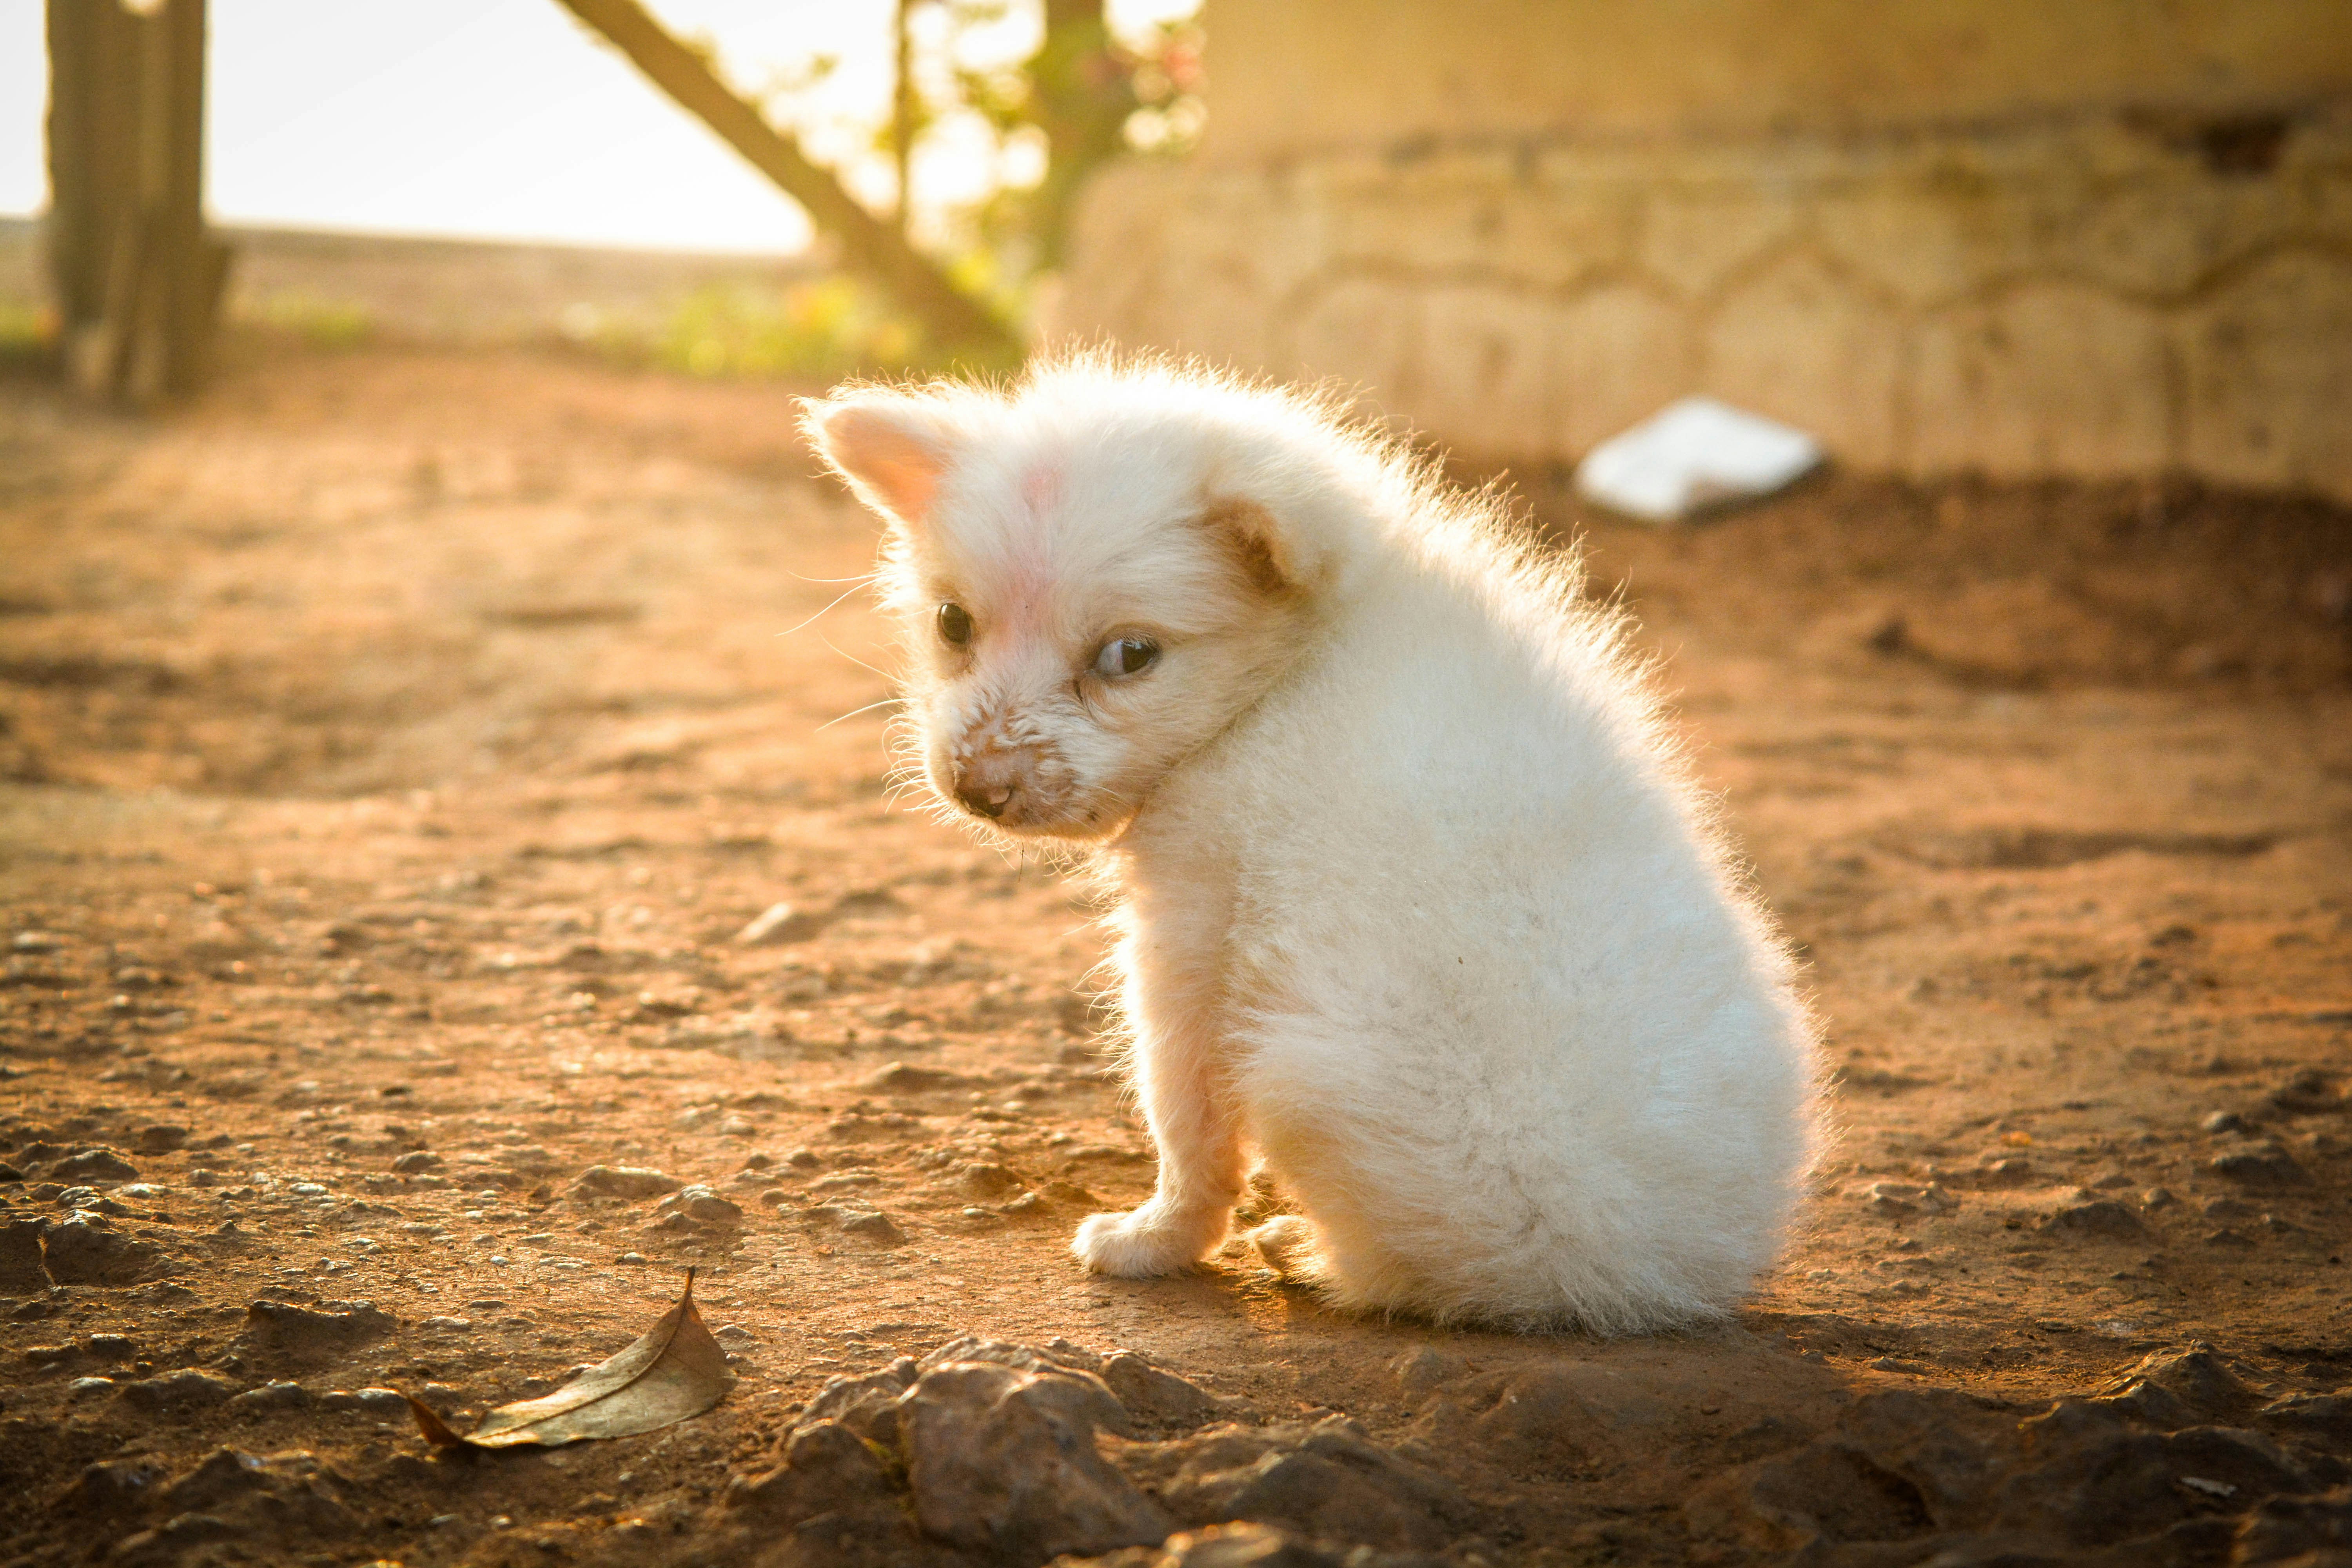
left=45, top=0, right=229, bottom=404
left=555, top=0, right=1017, bottom=360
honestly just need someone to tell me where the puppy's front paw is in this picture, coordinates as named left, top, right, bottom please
left=1072, top=1206, right=1221, bottom=1277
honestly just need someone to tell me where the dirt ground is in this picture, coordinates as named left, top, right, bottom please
left=2, top=335, right=2351, bottom=1568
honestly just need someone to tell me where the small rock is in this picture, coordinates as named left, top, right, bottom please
left=653, top=1185, right=743, bottom=1227
left=901, top=1360, right=1172, bottom=1557
left=2203, top=1109, right=2256, bottom=1136
left=841, top=1210, right=906, bottom=1245
left=52, top=1149, right=139, bottom=1183
left=2211, top=1145, right=2310, bottom=1187
left=2140, top=1187, right=2177, bottom=1210
left=862, top=1062, right=973, bottom=1094
left=117, top=1369, right=239, bottom=1410
left=227, top=1381, right=313, bottom=1414
left=391, top=1151, right=442, bottom=1174
left=725, top=1420, right=895, bottom=1524
left=2270, top=1069, right=2345, bottom=1116
left=59, top=1457, right=168, bottom=1513
left=1388, top=1348, right=1465, bottom=1399
left=2045, top=1201, right=2149, bottom=1240
left=1125, top=1415, right=1474, bottom=1551
left=2205, top=1227, right=2257, bottom=1249
left=961, top=1163, right=1026, bottom=1198
left=136, top=1125, right=189, bottom=1153
left=0, top=1216, right=51, bottom=1291
left=236, top=1299, right=396, bottom=1360
left=570, top=1165, right=683, bottom=1201
left=786, top=1148, right=822, bottom=1169
left=1102, top=1352, right=1229, bottom=1427
left=800, top=1359, right=921, bottom=1445
left=41, top=1215, right=170, bottom=1285
left=736, top=902, right=822, bottom=946
left=67, top=1375, right=116, bottom=1397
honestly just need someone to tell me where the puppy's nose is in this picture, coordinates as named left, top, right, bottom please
left=954, top=753, right=1022, bottom=820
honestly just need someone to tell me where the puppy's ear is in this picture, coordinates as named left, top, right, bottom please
left=803, top=395, right=958, bottom=528
left=1200, top=494, right=1334, bottom=601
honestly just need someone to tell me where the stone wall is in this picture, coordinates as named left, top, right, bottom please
left=1052, top=4, right=2352, bottom=501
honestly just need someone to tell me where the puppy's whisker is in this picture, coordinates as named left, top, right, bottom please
left=815, top=632, right=898, bottom=686
left=775, top=581, right=873, bottom=638
left=816, top=696, right=902, bottom=733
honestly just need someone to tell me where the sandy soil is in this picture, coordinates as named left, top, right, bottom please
left=2, top=338, right=2350, bottom=1567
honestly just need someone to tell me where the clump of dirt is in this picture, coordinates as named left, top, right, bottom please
left=0, top=339, right=2348, bottom=1567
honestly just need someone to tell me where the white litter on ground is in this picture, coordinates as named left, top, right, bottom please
left=1573, top=396, right=1824, bottom=523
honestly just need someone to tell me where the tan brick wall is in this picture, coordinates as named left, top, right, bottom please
left=1053, top=4, right=2352, bottom=500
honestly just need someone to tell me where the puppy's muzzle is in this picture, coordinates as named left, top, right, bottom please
left=952, top=746, right=1036, bottom=821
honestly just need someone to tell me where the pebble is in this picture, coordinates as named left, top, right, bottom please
left=737, top=902, right=820, bottom=946
left=571, top=1165, right=683, bottom=1200
left=117, top=1369, right=239, bottom=1409
left=227, top=1381, right=313, bottom=1414
left=53, top=1149, right=140, bottom=1183
left=2210, top=1145, right=2310, bottom=1187
left=653, top=1186, right=744, bottom=1227
left=2044, top=1201, right=2149, bottom=1240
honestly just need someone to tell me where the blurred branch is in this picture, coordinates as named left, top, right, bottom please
left=554, top=0, right=1017, bottom=359
left=1024, top=0, right=1139, bottom=270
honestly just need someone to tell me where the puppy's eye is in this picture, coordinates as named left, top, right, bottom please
left=1091, top=637, right=1159, bottom=679
left=936, top=603, right=973, bottom=647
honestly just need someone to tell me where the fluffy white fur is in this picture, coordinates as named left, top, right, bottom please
left=804, top=355, right=1822, bottom=1334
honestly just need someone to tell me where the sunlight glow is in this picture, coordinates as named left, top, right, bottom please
left=0, top=0, right=1201, bottom=256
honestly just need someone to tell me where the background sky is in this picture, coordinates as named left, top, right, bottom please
left=0, top=0, right=1193, bottom=255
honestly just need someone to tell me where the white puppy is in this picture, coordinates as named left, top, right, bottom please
left=805, top=356, right=1821, bottom=1333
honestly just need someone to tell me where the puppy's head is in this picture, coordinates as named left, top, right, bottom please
left=804, top=365, right=1344, bottom=843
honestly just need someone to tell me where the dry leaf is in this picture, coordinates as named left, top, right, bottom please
left=407, top=1268, right=734, bottom=1448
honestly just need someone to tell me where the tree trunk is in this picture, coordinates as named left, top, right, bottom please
left=46, top=0, right=229, bottom=404
left=555, top=0, right=1016, bottom=361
